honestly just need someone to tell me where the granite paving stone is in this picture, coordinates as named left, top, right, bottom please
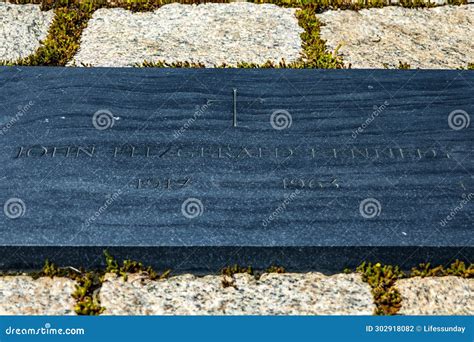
left=0, top=3, right=54, bottom=62
left=396, top=276, right=473, bottom=315
left=99, top=272, right=376, bottom=315
left=71, top=3, right=303, bottom=67
left=0, top=276, right=76, bottom=315
left=318, top=5, right=474, bottom=69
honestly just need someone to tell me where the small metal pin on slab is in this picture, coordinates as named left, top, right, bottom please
left=233, top=88, right=237, bottom=128
left=206, top=88, right=238, bottom=128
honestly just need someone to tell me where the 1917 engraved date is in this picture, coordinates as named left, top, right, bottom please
left=135, top=177, right=191, bottom=190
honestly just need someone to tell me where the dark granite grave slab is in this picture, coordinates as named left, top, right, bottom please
left=0, top=67, right=472, bottom=272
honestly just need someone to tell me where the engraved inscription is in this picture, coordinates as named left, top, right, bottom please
left=283, top=177, right=340, bottom=190
left=136, top=177, right=191, bottom=190
left=14, top=145, right=452, bottom=161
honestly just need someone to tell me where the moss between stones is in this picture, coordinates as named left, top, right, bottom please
left=104, top=250, right=171, bottom=281
left=220, top=264, right=286, bottom=287
left=220, top=264, right=286, bottom=277
left=27, top=252, right=170, bottom=315
left=33, top=259, right=105, bottom=315
left=0, top=1, right=96, bottom=66
left=3, top=0, right=469, bottom=68
left=356, top=262, right=404, bottom=315
left=136, top=4, right=344, bottom=69
left=409, top=260, right=473, bottom=278
left=355, top=260, right=473, bottom=315
left=4, top=0, right=469, bottom=11
left=221, top=264, right=254, bottom=277
left=1, top=258, right=472, bottom=315
left=382, top=61, right=412, bottom=69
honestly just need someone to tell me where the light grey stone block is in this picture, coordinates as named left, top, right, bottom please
left=99, top=273, right=376, bottom=315
left=71, top=3, right=303, bottom=67
left=397, top=276, right=473, bottom=315
left=318, top=5, right=474, bottom=69
left=0, top=276, right=76, bottom=315
left=0, top=3, right=54, bottom=62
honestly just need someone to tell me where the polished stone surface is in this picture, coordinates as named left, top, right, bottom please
left=0, top=68, right=472, bottom=271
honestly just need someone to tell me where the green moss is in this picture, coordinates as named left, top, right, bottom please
left=219, top=264, right=285, bottom=283
left=137, top=60, right=206, bottom=68
left=104, top=250, right=171, bottom=281
left=293, top=4, right=344, bottom=68
left=467, top=63, right=474, bottom=70
left=72, top=271, right=105, bottom=315
left=266, top=265, right=286, bottom=273
left=32, top=260, right=105, bottom=315
left=446, top=0, right=468, bottom=4
left=355, top=259, right=472, bottom=315
left=29, top=252, right=169, bottom=315
left=398, top=0, right=436, bottom=8
left=356, top=262, right=404, bottom=315
left=2, top=257, right=473, bottom=315
left=5, top=0, right=467, bottom=68
left=397, top=61, right=411, bottom=69
left=1, top=1, right=96, bottom=66
left=7, top=0, right=470, bottom=9
left=221, top=264, right=254, bottom=277
left=382, top=61, right=414, bottom=69
left=343, top=267, right=352, bottom=274
left=410, top=260, right=473, bottom=278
